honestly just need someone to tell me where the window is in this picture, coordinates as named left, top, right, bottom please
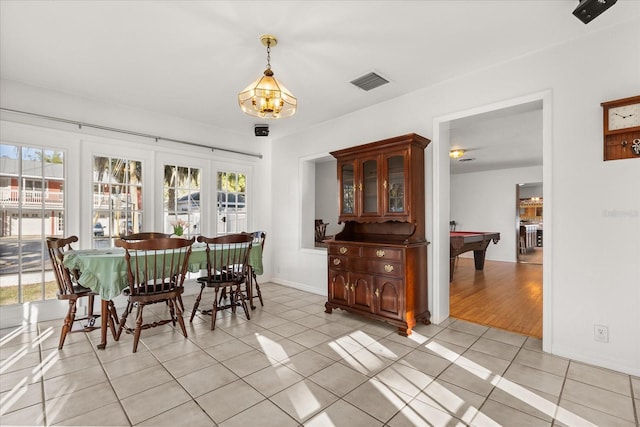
left=163, top=164, right=201, bottom=237
left=0, top=144, right=65, bottom=305
left=92, top=156, right=143, bottom=247
left=217, top=171, right=247, bottom=235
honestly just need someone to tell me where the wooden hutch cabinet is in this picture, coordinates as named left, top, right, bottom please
left=325, top=133, right=430, bottom=336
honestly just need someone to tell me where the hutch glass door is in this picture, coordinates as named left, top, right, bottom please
left=386, top=154, right=405, bottom=214
left=340, top=162, right=355, bottom=215
left=362, top=159, right=378, bottom=214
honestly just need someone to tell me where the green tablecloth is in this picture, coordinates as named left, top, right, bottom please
left=62, top=243, right=263, bottom=300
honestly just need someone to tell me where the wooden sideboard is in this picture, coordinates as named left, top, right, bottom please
left=325, top=133, right=430, bottom=336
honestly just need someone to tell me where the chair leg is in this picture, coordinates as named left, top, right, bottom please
left=107, top=300, right=119, bottom=340
left=58, top=299, right=76, bottom=350
left=168, top=298, right=177, bottom=326
left=219, top=288, right=228, bottom=304
left=82, top=295, right=98, bottom=330
left=174, top=298, right=188, bottom=338
left=132, top=303, right=144, bottom=353
left=87, top=294, right=95, bottom=317
left=237, top=287, right=251, bottom=320
left=229, top=286, right=237, bottom=314
left=252, top=272, right=264, bottom=306
left=211, top=288, right=220, bottom=330
left=116, top=301, right=133, bottom=341
left=190, top=284, right=205, bottom=322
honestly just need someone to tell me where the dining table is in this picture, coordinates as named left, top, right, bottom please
left=62, top=242, right=263, bottom=349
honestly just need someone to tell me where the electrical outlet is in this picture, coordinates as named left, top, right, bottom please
left=594, top=324, right=609, bottom=343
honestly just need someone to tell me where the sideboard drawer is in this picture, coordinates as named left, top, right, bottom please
left=363, top=247, right=402, bottom=261
left=329, top=255, right=349, bottom=270
left=328, top=244, right=362, bottom=257
left=369, top=260, right=403, bottom=277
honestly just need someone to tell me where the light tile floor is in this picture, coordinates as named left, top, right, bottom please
left=1, top=283, right=638, bottom=426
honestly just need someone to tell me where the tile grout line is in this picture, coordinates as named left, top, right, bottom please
left=629, top=375, right=639, bottom=427
left=37, top=323, right=48, bottom=427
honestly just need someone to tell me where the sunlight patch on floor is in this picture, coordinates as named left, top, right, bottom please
left=425, top=340, right=594, bottom=425
left=0, top=345, right=28, bottom=374
left=0, top=377, right=28, bottom=415
left=32, top=349, right=58, bottom=381
left=31, top=326, right=54, bottom=348
left=255, top=332, right=290, bottom=364
left=0, top=325, right=28, bottom=346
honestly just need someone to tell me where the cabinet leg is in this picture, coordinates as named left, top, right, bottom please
left=397, top=326, right=412, bottom=337
left=324, top=302, right=333, bottom=314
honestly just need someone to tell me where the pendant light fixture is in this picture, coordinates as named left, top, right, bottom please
left=449, top=149, right=465, bottom=159
left=238, top=35, right=297, bottom=119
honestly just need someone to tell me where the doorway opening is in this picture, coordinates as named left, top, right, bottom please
left=431, top=91, right=550, bottom=345
left=517, top=182, right=543, bottom=265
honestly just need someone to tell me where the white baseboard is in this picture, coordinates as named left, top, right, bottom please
left=269, top=277, right=327, bottom=297
left=551, top=343, right=639, bottom=377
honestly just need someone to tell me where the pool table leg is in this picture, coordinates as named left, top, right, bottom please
left=473, top=249, right=487, bottom=271
left=449, top=257, right=455, bottom=282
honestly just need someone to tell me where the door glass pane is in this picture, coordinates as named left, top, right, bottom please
left=0, top=144, right=65, bottom=305
left=163, top=164, right=200, bottom=237
left=217, top=171, right=247, bottom=235
left=92, top=156, right=143, bottom=247
left=363, top=159, right=377, bottom=213
left=341, top=163, right=354, bottom=214
left=387, top=155, right=404, bottom=213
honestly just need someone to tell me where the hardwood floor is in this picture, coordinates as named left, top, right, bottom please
left=449, top=256, right=542, bottom=338
left=518, top=246, right=543, bottom=264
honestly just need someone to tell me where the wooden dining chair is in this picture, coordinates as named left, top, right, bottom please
left=315, top=220, right=328, bottom=242
left=114, top=236, right=194, bottom=352
left=190, top=233, right=253, bottom=330
left=248, top=231, right=266, bottom=308
left=121, top=232, right=180, bottom=310
left=46, top=236, right=101, bottom=349
left=121, top=232, right=171, bottom=241
left=217, top=231, right=265, bottom=309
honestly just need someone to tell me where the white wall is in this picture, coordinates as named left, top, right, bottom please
left=315, top=159, right=340, bottom=237
left=270, top=20, right=640, bottom=375
left=451, top=166, right=542, bottom=263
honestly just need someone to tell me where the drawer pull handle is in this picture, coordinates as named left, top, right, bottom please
left=383, top=180, right=387, bottom=189
left=376, top=250, right=385, bottom=258
left=339, top=247, right=348, bottom=254
left=375, top=288, right=380, bottom=297
left=384, top=264, right=394, bottom=273
left=344, top=283, right=349, bottom=290
left=350, top=284, right=355, bottom=291
left=333, top=258, right=341, bottom=266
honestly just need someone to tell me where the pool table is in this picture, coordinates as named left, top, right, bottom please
left=450, top=231, right=500, bottom=281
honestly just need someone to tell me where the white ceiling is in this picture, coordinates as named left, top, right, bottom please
left=1, top=1, right=637, bottom=172
left=449, top=100, right=543, bottom=174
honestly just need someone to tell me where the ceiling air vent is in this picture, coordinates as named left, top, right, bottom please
left=350, top=72, right=389, bottom=91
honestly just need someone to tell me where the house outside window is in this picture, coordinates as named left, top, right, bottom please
left=0, top=144, right=65, bottom=305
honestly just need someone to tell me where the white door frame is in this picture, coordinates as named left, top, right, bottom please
left=430, top=90, right=553, bottom=352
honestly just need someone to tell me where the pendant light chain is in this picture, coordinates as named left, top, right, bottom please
left=265, top=41, right=272, bottom=71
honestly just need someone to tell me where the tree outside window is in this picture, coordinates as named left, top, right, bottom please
left=164, top=165, right=200, bottom=237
